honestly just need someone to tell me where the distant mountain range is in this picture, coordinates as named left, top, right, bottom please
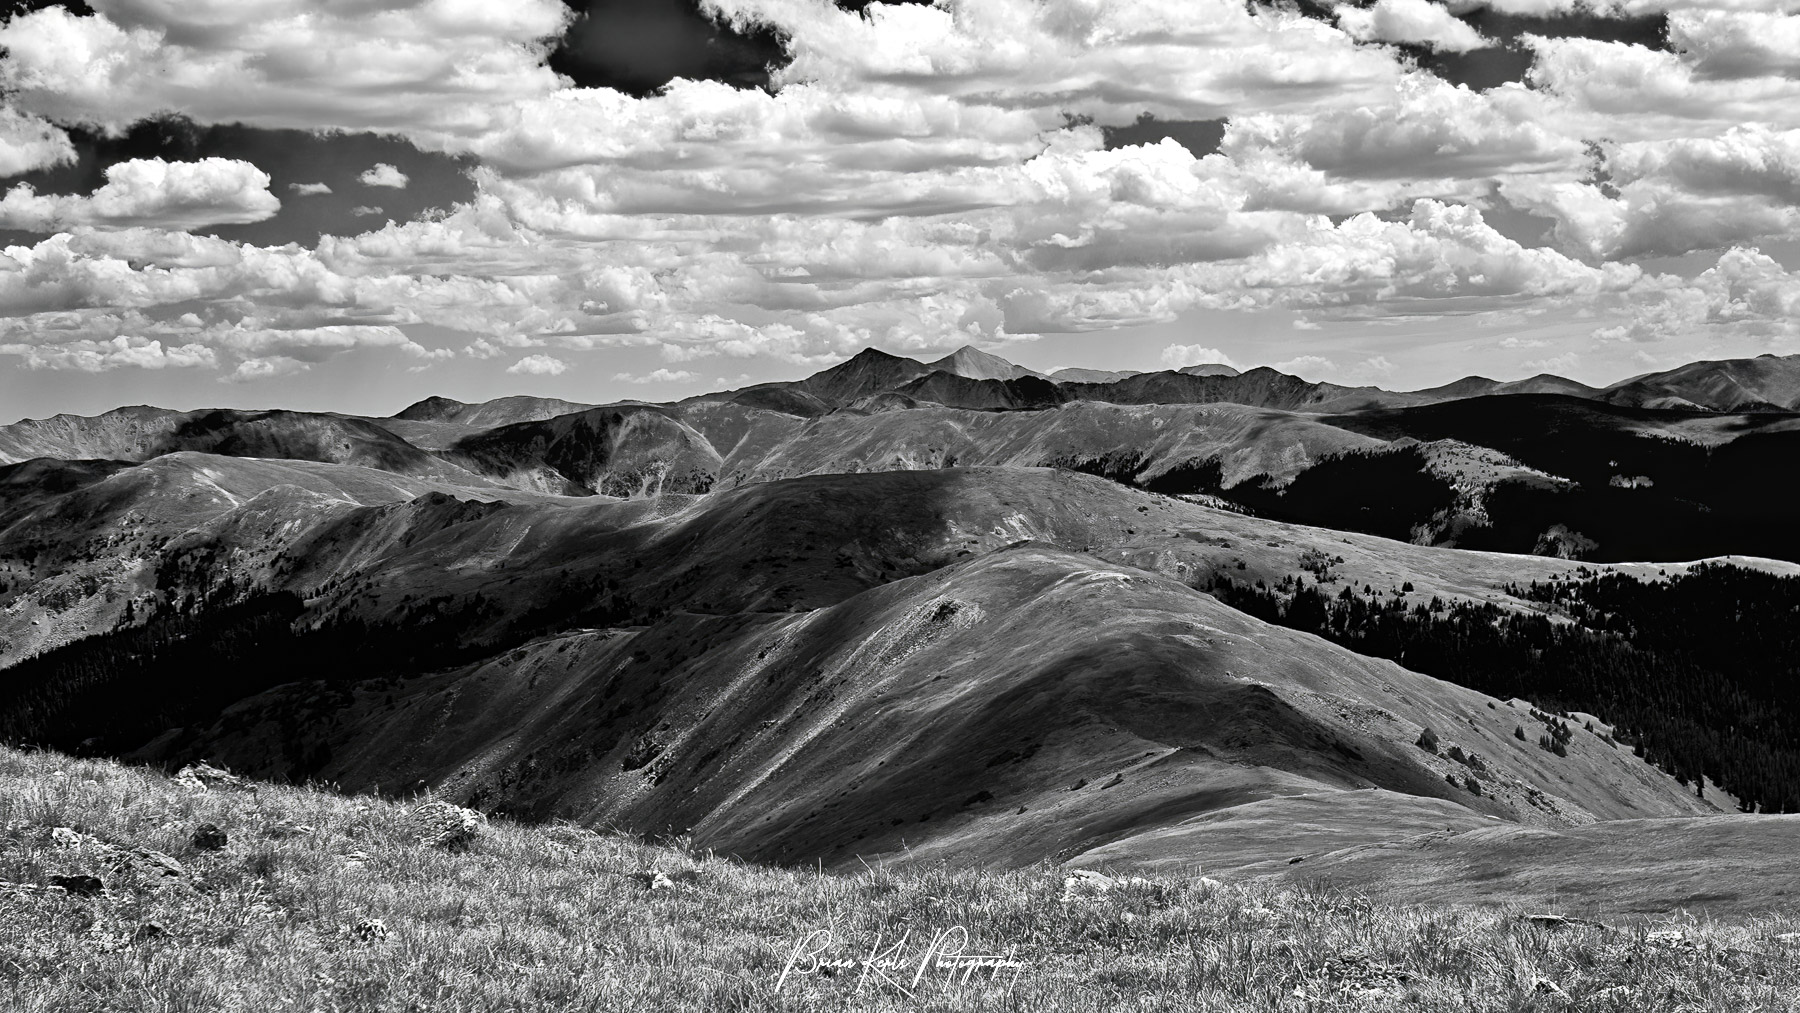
left=678, top=345, right=1800, bottom=415
left=3, top=343, right=1799, bottom=881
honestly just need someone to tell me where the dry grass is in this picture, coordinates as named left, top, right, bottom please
left=1, top=746, right=1796, bottom=1012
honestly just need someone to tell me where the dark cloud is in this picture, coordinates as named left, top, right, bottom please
left=547, top=0, right=789, bottom=96
left=0, top=1, right=92, bottom=16
left=546, top=1, right=934, bottom=96
left=1101, top=115, right=1227, bottom=158
left=0, top=117, right=477, bottom=247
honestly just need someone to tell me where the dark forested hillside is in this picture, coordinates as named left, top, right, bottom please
left=1203, top=564, right=1800, bottom=813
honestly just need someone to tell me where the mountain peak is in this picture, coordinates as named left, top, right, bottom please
left=843, top=347, right=915, bottom=365
left=928, top=345, right=1045, bottom=381
left=800, top=347, right=932, bottom=405
left=393, top=395, right=469, bottom=422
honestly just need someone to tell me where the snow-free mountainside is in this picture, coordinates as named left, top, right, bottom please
left=3, top=346, right=1800, bottom=927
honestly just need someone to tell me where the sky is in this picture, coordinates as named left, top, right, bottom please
left=4, top=0, right=1800, bottom=421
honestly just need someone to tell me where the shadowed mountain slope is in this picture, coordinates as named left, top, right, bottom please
left=132, top=544, right=1717, bottom=869
left=1, top=453, right=1784, bottom=879
left=443, top=407, right=722, bottom=496
left=1323, top=395, right=1800, bottom=561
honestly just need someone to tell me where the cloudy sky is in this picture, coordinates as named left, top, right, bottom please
left=2, top=0, right=1799, bottom=419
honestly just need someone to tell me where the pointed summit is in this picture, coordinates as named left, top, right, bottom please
left=927, top=345, right=1047, bottom=381
left=799, top=347, right=931, bottom=405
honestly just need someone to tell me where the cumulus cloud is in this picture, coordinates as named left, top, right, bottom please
left=0, top=0, right=1794, bottom=385
left=716, top=0, right=1403, bottom=126
left=0, top=157, right=279, bottom=232
left=1222, top=76, right=1581, bottom=192
left=506, top=353, right=570, bottom=376
left=1198, top=200, right=1637, bottom=309
left=1526, top=34, right=1800, bottom=134
left=1273, top=354, right=1337, bottom=379
left=1608, top=125, right=1800, bottom=205
left=612, top=368, right=698, bottom=384
left=1669, top=10, right=1800, bottom=81
left=0, top=2, right=568, bottom=142
left=0, top=301, right=440, bottom=378
left=1597, top=248, right=1800, bottom=344
left=0, top=106, right=75, bottom=177
left=358, top=163, right=410, bottom=189
left=1336, top=0, right=1490, bottom=53
left=1345, top=354, right=1397, bottom=383
left=289, top=182, right=332, bottom=196
left=1523, top=351, right=1581, bottom=374
left=0, top=335, right=217, bottom=372
left=1161, top=344, right=1237, bottom=369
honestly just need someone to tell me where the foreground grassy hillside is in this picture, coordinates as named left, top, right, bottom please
left=3, top=747, right=1796, bottom=1012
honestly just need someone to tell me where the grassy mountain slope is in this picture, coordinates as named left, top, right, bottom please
left=443, top=407, right=722, bottom=496
left=146, top=544, right=1717, bottom=872
left=6, top=747, right=1794, bottom=1012
left=3, top=458, right=1752, bottom=876
left=392, top=394, right=599, bottom=427
left=1271, top=814, right=1800, bottom=916
left=1601, top=353, right=1800, bottom=412
left=0, top=405, right=187, bottom=464
left=0, top=453, right=554, bottom=665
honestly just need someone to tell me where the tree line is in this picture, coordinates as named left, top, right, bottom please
left=1203, top=563, right=1800, bottom=813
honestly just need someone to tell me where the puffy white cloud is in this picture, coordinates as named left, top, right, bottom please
left=0, top=0, right=1794, bottom=383
left=1609, top=125, right=1800, bottom=203
left=358, top=163, right=410, bottom=189
left=0, top=298, right=441, bottom=377
left=1669, top=10, right=1800, bottom=81
left=1597, top=248, right=1800, bottom=343
left=0, top=334, right=217, bottom=372
left=1203, top=199, right=1637, bottom=309
left=289, top=181, right=332, bottom=196
left=0, top=107, right=75, bottom=177
left=1503, top=127, right=1800, bottom=260
left=1273, top=354, right=1337, bottom=378
left=1345, top=354, right=1397, bottom=383
left=0, top=158, right=280, bottom=232
left=506, top=353, right=569, bottom=376
left=714, top=0, right=1404, bottom=124
left=1161, top=344, right=1237, bottom=368
left=1527, top=35, right=1800, bottom=136
left=0, top=1, right=568, bottom=140
left=1336, top=0, right=1490, bottom=53
left=1220, top=76, right=1582, bottom=212
left=612, top=368, right=698, bottom=384
left=351, top=206, right=386, bottom=218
